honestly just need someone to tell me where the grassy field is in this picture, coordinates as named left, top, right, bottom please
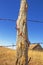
left=28, top=50, right=43, bottom=65
left=0, top=46, right=43, bottom=65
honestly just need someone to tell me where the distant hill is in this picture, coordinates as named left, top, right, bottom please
left=1, top=43, right=43, bottom=51
left=29, top=44, right=43, bottom=50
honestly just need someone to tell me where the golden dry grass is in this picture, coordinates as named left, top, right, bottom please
left=28, top=50, right=43, bottom=65
left=0, top=46, right=16, bottom=65
left=0, top=46, right=43, bottom=65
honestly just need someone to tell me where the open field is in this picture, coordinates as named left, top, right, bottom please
left=0, top=46, right=43, bottom=65
left=28, top=50, right=43, bottom=65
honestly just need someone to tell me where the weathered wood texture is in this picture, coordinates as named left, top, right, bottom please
left=15, top=0, right=29, bottom=65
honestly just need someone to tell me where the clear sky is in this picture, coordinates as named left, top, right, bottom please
left=0, top=0, right=43, bottom=47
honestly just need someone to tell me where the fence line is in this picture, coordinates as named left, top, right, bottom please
left=0, top=18, right=43, bottom=47
left=0, top=18, right=43, bottom=23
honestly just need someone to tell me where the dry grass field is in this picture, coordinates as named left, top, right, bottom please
left=0, top=46, right=43, bottom=65
left=28, top=50, right=43, bottom=65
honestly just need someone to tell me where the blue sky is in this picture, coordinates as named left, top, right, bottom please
left=0, top=0, right=43, bottom=47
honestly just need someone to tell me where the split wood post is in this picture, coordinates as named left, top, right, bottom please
left=15, top=0, right=29, bottom=65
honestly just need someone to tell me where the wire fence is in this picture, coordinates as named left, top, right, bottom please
left=0, top=18, right=43, bottom=48
left=0, top=18, right=43, bottom=23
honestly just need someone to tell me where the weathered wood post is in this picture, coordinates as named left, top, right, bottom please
left=15, top=0, right=29, bottom=65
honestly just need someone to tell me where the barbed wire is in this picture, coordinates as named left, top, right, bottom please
left=0, top=18, right=43, bottom=47
left=0, top=18, right=43, bottom=23
left=0, top=18, right=16, bottom=22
